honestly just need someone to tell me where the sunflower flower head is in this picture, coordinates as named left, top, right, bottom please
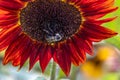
left=0, top=0, right=118, bottom=76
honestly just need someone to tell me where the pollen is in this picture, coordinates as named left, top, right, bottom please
left=20, top=0, right=81, bottom=43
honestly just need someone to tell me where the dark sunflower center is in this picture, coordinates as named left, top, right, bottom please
left=20, top=0, right=81, bottom=43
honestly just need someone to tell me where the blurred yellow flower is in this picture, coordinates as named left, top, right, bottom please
left=81, top=44, right=120, bottom=78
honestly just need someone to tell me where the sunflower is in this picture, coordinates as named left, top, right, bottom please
left=0, top=0, right=118, bottom=76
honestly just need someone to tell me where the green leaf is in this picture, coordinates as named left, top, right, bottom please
left=106, top=35, right=120, bottom=49
left=102, top=73, right=120, bottom=80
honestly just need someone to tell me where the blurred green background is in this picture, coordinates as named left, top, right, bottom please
left=0, top=0, right=120, bottom=80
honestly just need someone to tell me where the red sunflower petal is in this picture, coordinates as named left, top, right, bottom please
left=0, top=14, right=17, bottom=20
left=67, top=38, right=86, bottom=63
left=75, top=0, right=98, bottom=7
left=3, top=33, right=27, bottom=64
left=0, top=17, right=18, bottom=27
left=0, top=25, right=19, bottom=41
left=63, top=42, right=81, bottom=66
left=72, top=35, right=93, bottom=55
left=0, top=7, right=19, bottom=27
left=12, top=35, right=31, bottom=67
left=80, top=21, right=117, bottom=42
left=3, top=34, right=30, bottom=66
left=19, top=38, right=33, bottom=69
left=0, top=6, right=19, bottom=15
left=21, top=0, right=32, bottom=1
left=83, top=7, right=118, bottom=19
left=80, top=0, right=115, bottom=12
left=0, top=24, right=18, bottom=30
left=0, top=0, right=26, bottom=10
left=53, top=43, right=71, bottom=76
left=78, top=0, right=118, bottom=19
left=39, top=45, right=52, bottom=72
left=0, top=26, right=21, bottom=51
left=29, top=42, right=41, bottom=70
left=86, top=17, right=117, bottom=25
left=66, top=0, right=96, bottom=6
left=12, top=54, right=21, bottom=66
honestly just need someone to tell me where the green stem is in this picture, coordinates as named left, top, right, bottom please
left=50, top=61, right=56, bottom=80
